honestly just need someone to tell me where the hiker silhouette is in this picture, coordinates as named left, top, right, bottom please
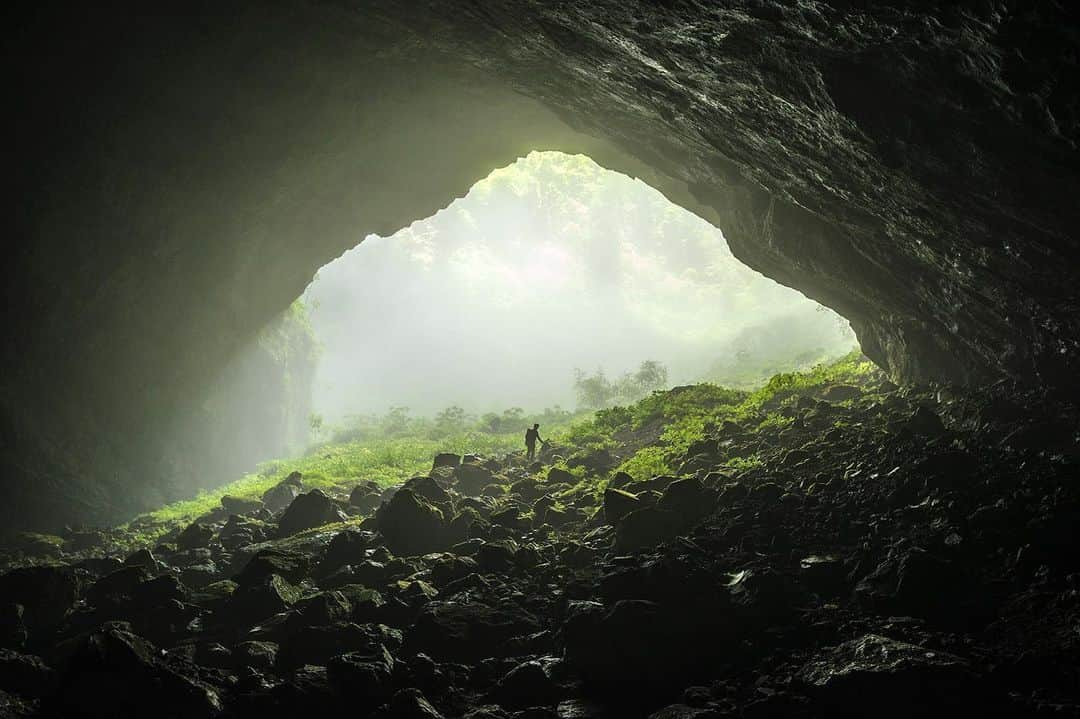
left=525, top=423, right=543, bottom=461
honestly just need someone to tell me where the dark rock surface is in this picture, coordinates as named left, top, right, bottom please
left=5, top=1, right=1080, bottom=531
left=0, top=375, right=1076, bottom=716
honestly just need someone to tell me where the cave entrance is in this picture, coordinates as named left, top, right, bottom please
left=301, top=151, right=856, bottom=434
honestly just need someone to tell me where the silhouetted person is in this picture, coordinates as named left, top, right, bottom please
left=525, top=423, right=543, bottom=461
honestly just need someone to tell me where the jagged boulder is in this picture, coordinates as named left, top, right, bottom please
left=401, top=475, right=454, bottom=510
left=855, top=547, right=961, bottom=621
left=218, top=514, right=270, bottom=550
left=85, top=566, right=152, bottom=608
left=563, top=599, right=721, bottom=689
left=0, top=650, right=55, bottom=698
left=223, top=574, right=302, bottom=624
left=280, top=622, right=402, bottom=670
left=349, top=482, right=383, bottom=513
left=51, top=624, right=221, bottom=718
left=277, top=489, right=348, bottom=537
left=390, top=688, right=445, bottom=719
left=796, top=634, right=990, bottom=717
left=377, top=489, right=448, bottom=557
left=405, top=601, right=540, bottom=663
left=490, top=659, right=560, bottom=709
left=614, top=507, right=684, bottom=551
left=657, top=477, right=712, bottom=524
left=175, top=521, right=213, bottom=551
left=0, top=566, right=79, bottom=631
left=603, top=487, right=641, bottom=525
left=221, top=495, right=263, bottom=516
left=327, top=645, right=396, bottom=704
left=432, top=453, right=461, bottom=469
left=454, top=463, right=495, bottom=496
left=233, top=640, right=278, bottom=671
left=475, top=539, right=519, bottom=572
left=319, top=529, right=374, bottom=575
left=261, top=471, right=305, bottom=512
left=904, top=406, right=947, bottom=437
left=822, top=384, right=862, bottom=402
left=237, top=547, right=311, bottom=584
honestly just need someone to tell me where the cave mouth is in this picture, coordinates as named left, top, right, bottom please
left=4, top=3, right=1080, bottom=715
left=301, top=151, right=858, bottom=431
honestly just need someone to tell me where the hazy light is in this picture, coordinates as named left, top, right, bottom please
left=304, top=152, right=856, bottom=420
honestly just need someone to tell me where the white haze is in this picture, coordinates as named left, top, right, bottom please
left=303, top=152, right=856, bottom=421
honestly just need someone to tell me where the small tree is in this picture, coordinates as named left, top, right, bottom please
left=633, top=360, right=668, bottom=393
left=433, top=405, right=468, bottom=437
left=308, top=413, right=325, bottom=441
left=573, top=367, right=615, bottom=409
left=575, top=361, right=669, bottom=409
left=382, top=406, right=411, bottom=437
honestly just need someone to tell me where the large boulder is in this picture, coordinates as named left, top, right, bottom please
left=855, top=547, right=961, bottom=621
left=614, top=507, right=684, bottom=552
left=175, top=521, right=214, bottom=551
left=401, top=476, right=454, bottom=510
left=221, top=495, right=264, bottom=516
left=349, top=482, right=384, bottom=513
left=603, top=487, right=640, bottom=525
left=390, top=688, right=445, bottom=719
left=222, top=574, right=302, bottom=624
left=261, top=471, right=305, bottom=512
left=405, top=601, right=540, bottom=663
left=0, top=566, right=79, bottom=631
left=233, top=640, right=278, bottom=671
left=547, top=467, right=575, bottom=484
left=377, top=489, right=448, bottom=557
left=796, top=634, right=991, bottom=717
left=278, top=622, right=401, bottom=670
left=85, top=566, right=153, bottom=608
left=432, top=453, right=461, bottom=469
left=454, top=463, right=495, bottom=496
left=657, top=477, right=712, bottom=524
left=319, top=529, right=374, bottom=575
left=490, top=659, right=560, bottom=709
left=563, top=599, right=726, bottom=690
left=51, top=624, right=221, bottom=719
left=277, top=489, right=348, bottom=537
left=236, top=547, right=312, bottom=584
left=0, top=650, right=55, bottom=698
left=327, top=644, right=396, bottom=705
left=822, top=384, right=862, bottom=402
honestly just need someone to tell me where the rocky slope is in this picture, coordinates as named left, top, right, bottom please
left=1, top=372, right=1077, bottom=717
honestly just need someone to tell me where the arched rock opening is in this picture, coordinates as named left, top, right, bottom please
left=6, top=1, right=1078, bottom=530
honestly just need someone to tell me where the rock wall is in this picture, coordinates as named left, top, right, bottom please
left=5, top=0, right=1079, bottom=530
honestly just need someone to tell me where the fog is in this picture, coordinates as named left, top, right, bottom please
left=303, top=152, right=856, bottom=421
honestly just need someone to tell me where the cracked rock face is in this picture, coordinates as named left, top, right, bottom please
left=419, top=0, right=1080, bottom=386
left=6, top=0, right=1080, bottom=528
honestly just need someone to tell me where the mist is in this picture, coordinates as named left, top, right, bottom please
left=303, top=152, right=856, bottom=422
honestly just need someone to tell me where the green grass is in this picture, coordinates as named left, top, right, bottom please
left=110, top=352, right=880, bottom=553
left=608, top=351, right=879, bottom=481
left=118, top=429, right=552, bottom=550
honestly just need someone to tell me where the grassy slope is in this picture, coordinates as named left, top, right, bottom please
left=105, top=351, right=876, bottom=552
left=555, top=350, right=879, bottom=495
left=122, top=432, right=535, bottom=546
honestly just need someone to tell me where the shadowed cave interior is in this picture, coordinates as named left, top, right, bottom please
left=3, top=2, right=1080, bottom=718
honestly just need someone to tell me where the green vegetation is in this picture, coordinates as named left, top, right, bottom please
left=118, top=406, right=585, bottom=550
left=114, top=352, right=877, bottom=553
left=569, top=351, right=878, bottom=481
left=572, top=360, right=669, bottom=409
